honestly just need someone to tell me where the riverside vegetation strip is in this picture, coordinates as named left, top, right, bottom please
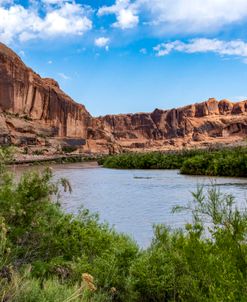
left=0, top=148, right=247, bottom=301
left=100, top=147, right=247, bottom=177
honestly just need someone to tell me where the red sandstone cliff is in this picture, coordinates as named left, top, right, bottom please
left=0, top=42, right=247, bottom=154
left=0, top=42, right=91, bottom=147
left=88, top=98, right=247, bottom=153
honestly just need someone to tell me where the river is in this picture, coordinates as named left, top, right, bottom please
left=14, top=162, right=247, bottom=248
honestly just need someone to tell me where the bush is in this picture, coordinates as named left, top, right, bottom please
left=0, top=147, right=247, bottom=301
left=128, top=187, right=247, bottom=301
left=101, top=147, right=247, bottom=177
left=0, top=164, right=138, bottom=301
left=101, top=151, right=191, bottom=170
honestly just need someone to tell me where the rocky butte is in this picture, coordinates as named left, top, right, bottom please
left=0, top=42, right=247, bottom=155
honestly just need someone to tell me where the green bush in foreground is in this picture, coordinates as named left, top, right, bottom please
left=129, top=187, right=247, bottom=301
left=0, top=151, right=247, bottom=300
left=0, top=166, right=138, bottom=301
left=101, top=147, right=247, bottom=177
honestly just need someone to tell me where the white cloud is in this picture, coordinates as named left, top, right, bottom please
left=0, top=2, right=92, bottom=43
left=138, top=0, right=247, bottom=33
left=140, top=48, right=147, bottom=54
left=41, top=0, right=70, bottom=5
left=98, top=0, right=139, bottom=29
left=48, top=60, right=53, bottom=64
left=95, top=37, right=110, bottom=50
left=0, top=0, right=12, bottom=4
left=98, top=0, right=247, bottom=34
left=0, top=0, right=13, bottom=4
left=154, top=39, right=247, bottom=61
left=58, top=72, right=70, bottom=80
left=41, top=3, right=92, bottom=37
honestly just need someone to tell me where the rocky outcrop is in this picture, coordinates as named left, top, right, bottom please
left=0, top=42, right=91, bottom=147
left=88, top=98, right=247, bottom=153
left=0, top=42, right=247, bottom=154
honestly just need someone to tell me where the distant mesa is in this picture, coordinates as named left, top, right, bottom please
left=0, top=42, right=247, bottom=154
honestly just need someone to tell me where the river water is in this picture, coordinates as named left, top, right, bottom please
left=15, top=162, right=247, bottom=248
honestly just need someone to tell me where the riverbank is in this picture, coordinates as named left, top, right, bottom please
left=101, top=146, right=247, bottom=177
left=5, top=145, right=247, bottom=177
left=10, top=153, right=100, bottom=166
left=1, top=163, right=247, bottom=301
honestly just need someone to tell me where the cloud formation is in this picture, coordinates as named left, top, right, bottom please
left=98, top=0, right=247, bottom=34
left=2, top=0, right=247, bottom=49
left=154, top=39, right=247, bottom=61
left=95, top=37, right=110, bottom=50
left=98, top=0, right=139, bottom=29
left=41, top=0, right=70, bottom=5
left=140, top=0, right=247, bottom=33
left=0, top=1, right=92, bottom=43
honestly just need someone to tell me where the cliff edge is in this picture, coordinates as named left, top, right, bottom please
left=0, top=42, right=91, bottom=148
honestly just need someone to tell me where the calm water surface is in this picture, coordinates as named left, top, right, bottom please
left=15, top=162, right=247, bottom=247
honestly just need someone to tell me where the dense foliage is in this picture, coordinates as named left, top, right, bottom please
left=100, top=147, right=247, bottom=177
left=0, top=166, right=138, bottom=301
left=0, top=148, right=247, bottom=301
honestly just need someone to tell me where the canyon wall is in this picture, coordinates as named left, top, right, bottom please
left=88, top=98, right=247, bottom=153
left=0, top=42, right=247, bottom=154
left=0, top=42, right=91, bottom=147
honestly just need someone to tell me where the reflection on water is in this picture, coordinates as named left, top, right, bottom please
left=14, top=162, right=247, bottom=248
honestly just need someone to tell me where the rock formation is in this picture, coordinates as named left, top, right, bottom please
left=0, top=42, right=91, bottom=147
left=0, top=42, right=247, bottom=154
left=88, top=98, right=247, bottom=153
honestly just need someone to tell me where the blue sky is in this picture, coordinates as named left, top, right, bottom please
left=2, top=0, right=247, bottom=116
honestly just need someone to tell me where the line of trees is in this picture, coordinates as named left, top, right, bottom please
left=100, top=147, right=247, bottom=177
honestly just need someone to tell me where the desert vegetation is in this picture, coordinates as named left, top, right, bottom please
left=100, top=147, right=247, bottom=177
left=0, top=147, right=246, bottom=301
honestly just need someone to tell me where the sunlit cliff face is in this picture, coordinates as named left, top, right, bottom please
left=1, top=42, right=247, bottom=153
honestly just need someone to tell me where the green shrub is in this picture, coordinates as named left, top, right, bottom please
left=128, top=187, right=247, bottom=301
left=101, top=147, right=247, bottom=177
left=101, top=152, right=190, bottom=169
left=0, top=165, right=138, bottom=301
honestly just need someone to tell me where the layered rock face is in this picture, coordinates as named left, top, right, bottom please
left=0, top=43, right=91, bottom=147
left=0, top=42, right=247, bottom=154
left=88, top=98, right=247, bottom=153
